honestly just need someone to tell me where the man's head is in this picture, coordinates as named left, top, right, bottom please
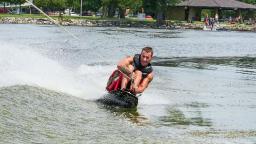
left=140, top=47, right=153, bottom=66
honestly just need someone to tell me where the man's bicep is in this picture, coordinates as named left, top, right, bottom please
left=117, top=56, right=133, bottom=66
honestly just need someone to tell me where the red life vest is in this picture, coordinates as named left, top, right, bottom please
left=106, top=70, right=123, bottom=92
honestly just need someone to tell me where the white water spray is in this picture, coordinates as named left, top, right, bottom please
left=0, top=42, right=108, bottom=99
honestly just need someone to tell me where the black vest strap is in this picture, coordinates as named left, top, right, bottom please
left=133, top=54, right=153, bottom=77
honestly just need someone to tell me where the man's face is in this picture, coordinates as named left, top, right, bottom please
left=140, top=50, right=153, bottom=66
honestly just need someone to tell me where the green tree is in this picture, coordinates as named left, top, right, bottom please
left=239, top=0, right=256, bottom=4
left=117, top=0, right=142, bottom=18
left=49, top=0, right=66, bottom=12
left=83, top=0, right=102, bottom=12
left=101, top=0, right=142, bottom=18
left=10, top=0, right=25, bottom=4
left=143, top=0, right=180, bottom=25
left=101, top=0, right=117, bottom=17
left=65, top=0, right=76, bottom=14
left=34, top=0, right=66, bottom=12
left=33, top=0, right=49, bottom=11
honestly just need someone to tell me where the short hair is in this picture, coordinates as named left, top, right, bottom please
left=141, top=47, right=153, bottom=56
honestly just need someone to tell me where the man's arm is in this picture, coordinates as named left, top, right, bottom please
left=135, top=72, right=153, bottom=93
left=117, top=56, right=134, bottom=77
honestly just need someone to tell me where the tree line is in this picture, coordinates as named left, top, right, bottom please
left=0, top=0, right=180, bottom=19
left=240, top=0, right=256, bottom=4
left=0, top=0, right=255, bottom=20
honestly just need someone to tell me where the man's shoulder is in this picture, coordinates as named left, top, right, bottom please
left=124, top=55, right=134, bottom=61
left=125, top=55, right=134, bottom=58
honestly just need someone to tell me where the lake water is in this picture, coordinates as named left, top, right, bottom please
left=0, top=24, right=256, bottom=143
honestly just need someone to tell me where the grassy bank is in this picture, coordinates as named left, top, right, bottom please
left=0, top=14, right=46, bottom=19
left=1, top=13, right=255, bottom=31
left=0, top=13, right=155, bottom=22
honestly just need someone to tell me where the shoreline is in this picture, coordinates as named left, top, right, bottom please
left=1, top=16, right=256, bottom=32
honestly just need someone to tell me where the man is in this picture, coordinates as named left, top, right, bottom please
left=116, top=47, right=154, bottom=94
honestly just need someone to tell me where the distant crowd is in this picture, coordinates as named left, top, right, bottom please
left=204, top=14, right=219, bottom=30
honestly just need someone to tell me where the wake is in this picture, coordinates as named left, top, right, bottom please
left=0, top=42, right=110, bottom=99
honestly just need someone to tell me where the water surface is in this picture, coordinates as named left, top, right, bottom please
left=0, top=24, right=256, bottom=143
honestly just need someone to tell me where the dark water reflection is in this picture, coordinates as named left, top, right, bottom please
left=96, top=28, right=181, bottom=34
left=96, top=28, right=183, bottom=38
left=98, top=103, right=213, bottom=127
left=153, top=56, right=256, bottom=73
left=97, top=104, right=149, bottom=125
left=149, top=56, right=256, bottom=130
left=159, top=103, right=212, bottom=127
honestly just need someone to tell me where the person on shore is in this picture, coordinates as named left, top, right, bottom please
left=204, top=14, right=209, bottom=26
left=106, top=47, right=154, bottom=95
left=209, top=17, right=215, bottom=30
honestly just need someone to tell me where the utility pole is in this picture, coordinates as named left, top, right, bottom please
left=80, top=0, right=83, bottom=16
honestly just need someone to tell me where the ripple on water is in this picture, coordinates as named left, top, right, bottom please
left=0, top=85, right=198, bottom=143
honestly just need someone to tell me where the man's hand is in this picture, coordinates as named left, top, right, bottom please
left=130, top=84, right=138, bottom=94
left=131, top=72, right=153, bottom=94
left=129, top=73, right=138, bottom=93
